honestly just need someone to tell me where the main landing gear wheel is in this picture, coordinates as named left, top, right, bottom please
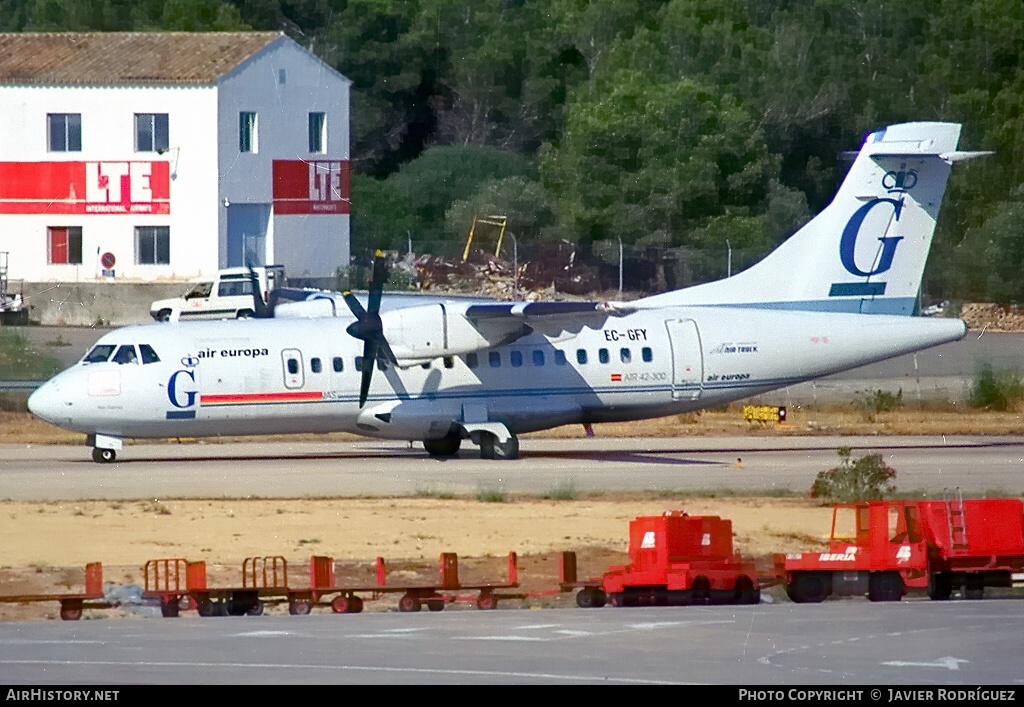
left=480, top=433, right=519, bottom=460
left=92, top=447, right=116, bottom=463
left=424, top=433, right=461, bottom=457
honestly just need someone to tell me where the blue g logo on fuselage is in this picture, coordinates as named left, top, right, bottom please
left=168, top=369, right=197, bottom=408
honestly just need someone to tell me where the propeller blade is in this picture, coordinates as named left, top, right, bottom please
left=342, top=290, right=367, bottom=320
left=367, top=250, right=387, bottom=315
left=359, top=339, right=377, bottom=407
left=247, top=265, right=272, bottom=318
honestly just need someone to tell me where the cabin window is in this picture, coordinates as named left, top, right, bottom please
left=311, top=357, right=322, bottom=373
left=642, top=347, right=653, bottom=362
left=112, top=345, right=138, bottom=365
left=83, top=345, right=115, bottom=363
left=576, top=349, right=587, bottom=365
left=355, top=356, right=363, bottom=372
left=443, top=356, right=454, bottom=369
left=377, top=358, right=388, bottom=371
left=466, top=352, right=478, bottom=368
left=489, top=351, right=501, bottom=368
left=287, top=358, right=299, bottom=375
left=555, top=350, right=567, bottom=366
left=332, top=356, right=344, bottom=372
left=532, top=350, right=544, bottom=366
left=620, top=348, right=631, bottom=364
left=598, top=348, right=610, bottom=364
left=510, top=350, right=523, bottom=367
left=139, top=344, right=160, bottom=364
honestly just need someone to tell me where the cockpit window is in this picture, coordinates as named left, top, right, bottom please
left=83, top=344, right=115, bottom=363
left=112, top=345, right=139, bottom=365
left=139, top=344, right=160, bottom=364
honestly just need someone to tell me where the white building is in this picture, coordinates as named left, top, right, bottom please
left=0, top=32, right=351, bottom=286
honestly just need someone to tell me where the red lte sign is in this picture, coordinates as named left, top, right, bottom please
left=0, top=161, right=170, bottom=214
left=272, top=160, right=350, bottom=215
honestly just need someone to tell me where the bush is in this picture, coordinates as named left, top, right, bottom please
left=810, top=447, right=897, bottom=503
left=969, top=362, right=1024, bottom=411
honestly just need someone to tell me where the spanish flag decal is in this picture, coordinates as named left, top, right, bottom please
left=610, top=373, right=622, bottom=382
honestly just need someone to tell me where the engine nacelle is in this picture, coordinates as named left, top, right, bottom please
left=381, top=303, right=528, bottom=363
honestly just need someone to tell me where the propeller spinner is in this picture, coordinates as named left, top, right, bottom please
left=343, top=251, right=398, bottom=407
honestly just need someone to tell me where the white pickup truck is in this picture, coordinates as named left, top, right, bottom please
left=150, top=265, right=286, bottom=322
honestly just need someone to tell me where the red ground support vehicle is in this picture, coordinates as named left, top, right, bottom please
left=774, top=493, right=1024, bottom=603
left=569, top=511, right=761, bottom=608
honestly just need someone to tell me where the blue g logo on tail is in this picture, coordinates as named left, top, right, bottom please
left=829, top=165, right=916, bottom=297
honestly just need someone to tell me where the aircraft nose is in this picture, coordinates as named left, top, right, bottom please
left=27, top=380, right=66, bottom=424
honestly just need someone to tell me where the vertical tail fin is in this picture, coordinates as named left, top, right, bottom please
left=642, top=122, right=989, bottom=314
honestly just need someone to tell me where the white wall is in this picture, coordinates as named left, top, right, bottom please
left=0, top=84, right=220, bottom=281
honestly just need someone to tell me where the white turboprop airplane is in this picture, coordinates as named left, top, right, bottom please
left=29, top=122, right=987, bottom=463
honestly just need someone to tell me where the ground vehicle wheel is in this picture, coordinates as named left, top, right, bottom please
left=59, top=600, right=83, bottom=621
left=288, top=598, right=313, bottom=615
left=868, top=572, right=904, bottom=602
left=92, top=447, right=116, bottom=463
left=964, top=575, right=984, bottom=600
left=246, top=600, right=264, bottom=616
left=236, top=309, right=254, bottom=319
left=155, top=309, right=172, bottom=322
left=331, top=596, right=350, bottom=614
left=576, top=588, right=598, bottom=609
left=423, top=433, right=461, bottom=457
left=592, top=589, right=607, bottom=608
left=196, top=598, right=214, bottom=617
left=160, top=598, right=180, bottom=618
left=790, top=572, right=829, bottom=603
left=733, top=576, right=759, bottom=605
left=927, top=572, right=953, bottom=600
left=691, top=577, right=711, bottom=605
left=350, top=596, right=364, bottom=613
left=476, top=595, right=496, bottom=610
left=398, top=594, right=421, bottom=612
left=426, top=599, right=445, bottom=612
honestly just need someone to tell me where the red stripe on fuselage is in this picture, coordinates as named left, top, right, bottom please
left=200, top=391, right=324, bottom=405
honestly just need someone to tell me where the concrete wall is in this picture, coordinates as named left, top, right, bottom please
left=19, top=281, right=186, bottom=326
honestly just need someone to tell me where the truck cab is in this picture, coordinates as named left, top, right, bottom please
left=150, top=265, right=285, bottom=322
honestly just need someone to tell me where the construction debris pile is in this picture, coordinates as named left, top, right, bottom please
left=408, top=244, right=602, bottom=301
left=959, top=303, right=1024, bottom=332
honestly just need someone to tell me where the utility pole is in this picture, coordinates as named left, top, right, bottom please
left=726, top=239, right=732, bottom=278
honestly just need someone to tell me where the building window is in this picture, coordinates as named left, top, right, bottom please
left=309, top=112, right=326, bottom=153
left=239, top=112, right=258, bottom=153
left=135, top=113, right=169, bottom=153
left=135, top=226, right=170, bottom=265
left=48, top=226, right=82, bottom=265
left=278, top=69, right=287, bottom=85
left=47, top=113, right=81, bottom=152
